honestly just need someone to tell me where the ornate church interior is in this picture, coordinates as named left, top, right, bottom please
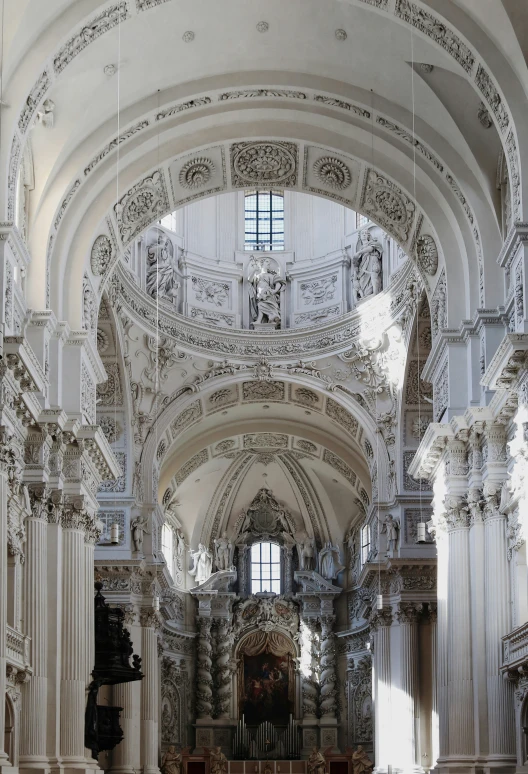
left=1, top=2, right=528, bottom=774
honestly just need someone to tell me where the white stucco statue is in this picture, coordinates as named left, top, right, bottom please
left=297, top=536, right=316, bottom=570
left=382, top=514, right=399, bottom=552
left=318, top=542, right=345, bottom=580
left=214, top=531, right=233, bottom=571
left=146, top=233, right=180, bottom=303
left=248, top=255, right=286, bottom=326
left=189, top=543, right=213, bottom=585
left=131, top=515, right=150, bottom=554
left=352, top=230, right=383, bottom=301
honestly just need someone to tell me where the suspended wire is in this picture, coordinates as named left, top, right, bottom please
left=113, top=5, right=122, bottom=536
left=410, top=7, right=424, bottom=539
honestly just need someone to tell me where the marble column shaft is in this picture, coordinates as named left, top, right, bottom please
left=0, top=470, right=9, bottom=764
left=436, top=532, right=448, bottom=761
left=140, top=620, right=160, bottom=774
left=60, top=521, right=88, bottom=762
left=397, top=604, right=420, bottom=770
left=447, top=523, right=474, bottom=757
left=20, top=504, right=49, bottom=769
left=112, top=680, right=136, bottom=774
left=484, top=506, right=515, bottom=756
left=373, top=610, right=392, bottom=770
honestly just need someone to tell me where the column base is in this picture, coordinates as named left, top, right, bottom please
left=434, top=756, right=516, bottom=774
left=19, top=759, right=52, bottom=774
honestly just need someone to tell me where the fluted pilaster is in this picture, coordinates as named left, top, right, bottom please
left=0, top=467, right=9, bottom=765
left=140, top=611, right=160, bottom=774
left=196, top=618, right=213, bottom=719
left=483, top=481, right=515, bottom=759
left=446, top=503, right=474, bottom=758
left=20, top=485, right=49, bottom=770
left=372, top=608, right=392, bottom=770
left=111, top=681, right=136, bottom=774
left=396, top=603, right=422, bottom=771
left=59, top=508, right=87, bottom=762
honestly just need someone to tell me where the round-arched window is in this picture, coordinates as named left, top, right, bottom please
left=250, top=541, right=281, bottom=593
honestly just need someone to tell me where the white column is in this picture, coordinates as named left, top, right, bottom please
left=446, top=500, right=475, bottom=761
left=372, top=608, right=392, bottom=772
left=395, top=603, right=421, bottom=774
left=140, top=612, right=160, bottom=774
left=112, top=682, right=135, bottom=774
left=435, top=528, right=448, bottom=763
left=19, top=485, right=50, bottom=774
left=0, top=462, right=9, bottom=766
left=60, top=503, right=89, bottom=766
left=483, top=479, right=515, bottom=762
left=429, top=605, right=439, bottom=769
left=84, top=520, right=99, bottom=762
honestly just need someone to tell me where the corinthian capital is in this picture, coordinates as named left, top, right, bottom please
left=483, top=481, right=504, bottom=521
left=444, top=496, right=470, bottom=530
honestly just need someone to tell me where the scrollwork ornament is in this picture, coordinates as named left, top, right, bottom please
left=90, top=234, right=113, bottom=276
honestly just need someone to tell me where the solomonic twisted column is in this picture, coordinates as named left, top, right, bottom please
left=196, top=617, right=214, bottom=719
left=319, top=615, right=337, bottom=719
left=300, top=620, right=318, bottom=719
left=215, top=620, right=233, bottom=718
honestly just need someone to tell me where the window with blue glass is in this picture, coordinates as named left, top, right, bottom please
left=244, top=191, right=284, bottom=251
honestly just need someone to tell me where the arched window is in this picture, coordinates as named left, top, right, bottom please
left=361, top=524, right=371, bottom=566
left=161, top=523, right=174, bottom=579
left=244, top=191, right=284, bottom=251
left=250, top=541, right=281, bottom=593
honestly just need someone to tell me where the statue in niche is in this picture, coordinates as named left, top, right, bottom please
left=214, top=531, right=234, bottom=571
left=131, top=515, right=150, bottom=554
left=381, top=514, right=399, bottom=552
left=307, top=747, right=327, bottom=774
left=161, top=746, right=182, bottom=774
left=248, top=255, right=286, bottom=327
left=189, top=543, right=213, bottom=585
left=352, top=230, right=383, bottom=302
left=296, top=536, right=316, bottom=570
left=318, top=542, right=345, bottom=580
left=146, top=232, right=180, bottom=303
left=352, top=747, right=374, bottom=774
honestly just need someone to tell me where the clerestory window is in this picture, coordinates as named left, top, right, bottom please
left=361, top=524, right=371, bottom=566
left=244, top=191, right=284, bottom=251
left=250, top=541, right=281, bottom=594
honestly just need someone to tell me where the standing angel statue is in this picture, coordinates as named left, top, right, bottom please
left=213, top=531, right=234, bottom=571
left=247, top=255, right=286, bottom=327
left=352, top=230, right=383, bottom=302
left=189, top=543, right=213, bottom=585
left=146, top=232, right=180, bottom=304
left=131, top=515, right=150, bottom=554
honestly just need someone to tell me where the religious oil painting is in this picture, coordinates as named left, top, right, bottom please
left=242, top=653, right=292, bottom=726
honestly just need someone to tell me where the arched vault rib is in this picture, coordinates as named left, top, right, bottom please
left=4, top=0, right=525, bottom=234
left=53, top=126, right=474, bottom=330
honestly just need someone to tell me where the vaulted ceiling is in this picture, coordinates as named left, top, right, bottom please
left=3, top=0, right=528, bottom=332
